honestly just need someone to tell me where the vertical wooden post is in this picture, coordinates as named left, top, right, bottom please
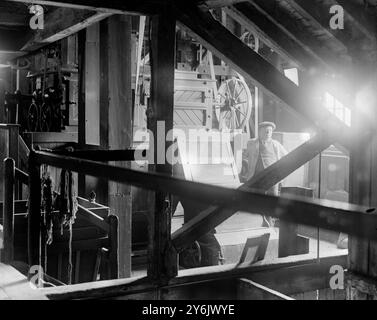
left=8, top=125, right=19, bottom=199
left=78, top=29, right=87, bottom=197
left=0, top=79, right=5, bottom=123
left=347, top=70, right=377, bottom=299
left=108, top=214, right=119, bottom=279
left=147, top=8, right=178, bottom=283
left=279, top=187, right=313, bottom=258
left=2, top=158, right=15, bottom=264
left=28, top=151, right=41, bottom=269
left=104, top=15, right=133, bottom=279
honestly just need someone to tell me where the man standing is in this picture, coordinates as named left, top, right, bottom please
left=244, top=122, right=288, bottom=226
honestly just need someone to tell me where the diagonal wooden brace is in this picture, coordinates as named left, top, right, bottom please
left=172, top=132, right=333, bottom=252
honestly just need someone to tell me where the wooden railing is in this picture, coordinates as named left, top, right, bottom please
left=1, top=158, right=30, bottom=264
left=0, top=124, right=28, bottom=264
left=25, top=148, right=377, bottom=282
left=1, top=155, right=119, bottom=283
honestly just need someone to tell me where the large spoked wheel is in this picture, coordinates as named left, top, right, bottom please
left=40, top=103, right=52, bottom=132
left=27, top=103, right=39, bottom=132
left=215, top=77, right=252, bottom=133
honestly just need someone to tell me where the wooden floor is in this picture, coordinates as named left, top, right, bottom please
left=131, top=210, right=348, bottom=277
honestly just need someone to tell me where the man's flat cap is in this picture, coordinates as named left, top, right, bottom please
left=258, top=121, right=276, bottom=130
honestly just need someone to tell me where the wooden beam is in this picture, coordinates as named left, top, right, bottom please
left=244, top=133, right=332, bottom=191
left=2, top=158, right=15, bottom=264
left=249, top=255, right=347, bottom=295
left=27, top=152, right=41, bottom=268
left=0, top=28, right=30, bottom=53
left=6, top=0, right=246, bottom=12
left=29, top=149, right=377, bottom=244
left=202, top=0, right=248, bottom=7
left=147, top=7, right=178, bottom=283
left=77, top=29, right=86, bottom=148
left=224, top=4, right=315, bottom=71
left=347, top=70, right=377, bottom=292
left=0, top=200, right=28, bottom=214
left=0, top=80, right=5, bottom=123
left=247, top=0, right=350, bottom=72
left=103, top=15, right=133, bottom=279
left=226, top=3, right=354, bottom=110
left=0, top=5, right=29, bottom=27
left=286, top=0, right=377, bottom=66
left=237, top=278, right=294, bottom=300
left=77, top=29, right=86, bottom=199
left=21, top=8, right=112, bottom=52
left=15, top=167, right=29, bottom=185
left=77, top=204, right=109, bottom=233
left=335, top=0, right=377, bottom=41
left=172, top=132, right=333, bottom=251
left=175, top=4, right=356, bottom=150
left=41, top=254, right=346, bottom=300
left=6, top=0, right=168, bottom=15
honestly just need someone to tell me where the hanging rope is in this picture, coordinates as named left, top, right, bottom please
left=58, top=170, right=77, bottom=227
left=68, top=222, right=73, bottom=285
left=41, top=165, right=52, bottom=275
left=58, top=169, right=77, bottom=284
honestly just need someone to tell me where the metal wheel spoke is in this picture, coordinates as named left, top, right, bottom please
left=230, top=80, right=237, bottom=100
left=235, top=112, right=240, bottom=127
left=235, top=108, right=247, bottom=117
left=234, top=86, right=245, bottom=101
left=232, top=81, right=241, bottom=100
left=218, top=92, right=227, bottom=100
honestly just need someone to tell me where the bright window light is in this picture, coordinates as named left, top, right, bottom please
left=324, top=92, right=351, bottom=126
left=284, top=68, right=299, bottom=86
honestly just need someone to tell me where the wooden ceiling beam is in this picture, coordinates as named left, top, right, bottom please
left=227, top=3, right=354, bottom=114
left=227, top=3, right=331, bottom=72
left=335, top=0, right=377, bottom=41
left=200, top=0, right=248, bottom=8
left=175, top=5, right=355, bottom=148
left=5, top=0, right=249, bottom=12
left=0, top=12, right=29, bottom=27
left=279, top=0, right=348, bottom=54
left=247, top=0, right=351, bottom=74
left=224, top=5, right=311, bottom=71
left=0, top=27, right=30, bottom=53
left=21, top=8, right=111, bottom=51
left=3, top=0, right=167, bottom=15
left=285, top=0, right=377, bottom=65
